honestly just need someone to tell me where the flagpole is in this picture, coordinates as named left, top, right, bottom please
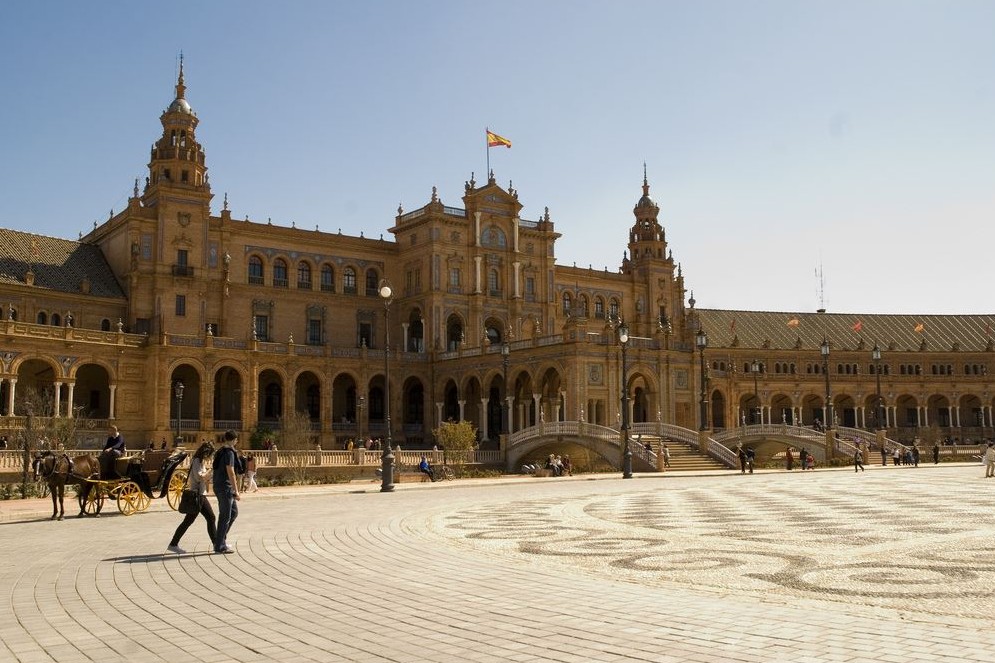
left=485, top=127, right=490, bottom=179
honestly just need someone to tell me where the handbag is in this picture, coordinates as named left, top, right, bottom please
left=178, top=488, right=201, bottom=515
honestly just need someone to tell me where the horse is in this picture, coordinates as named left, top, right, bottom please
left=32, top=451, right=100, bottom=520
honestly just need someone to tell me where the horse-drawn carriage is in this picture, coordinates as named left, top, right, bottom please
left=78, top=449, right=189, bottom=516
left=34, top=448, right=189, bottom=518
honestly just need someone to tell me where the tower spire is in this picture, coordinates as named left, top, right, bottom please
left=175, top=52, right=186, bottom=100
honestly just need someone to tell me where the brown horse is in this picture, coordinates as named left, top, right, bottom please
left=32, top=452, right=100, bottom=520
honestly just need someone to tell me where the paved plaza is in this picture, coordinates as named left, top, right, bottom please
left=2, top=464, right=995, bottom=662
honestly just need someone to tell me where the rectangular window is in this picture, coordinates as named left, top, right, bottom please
left=140, top=234, right=153, bottom=260
left=254, top=315, right=269, bottom=342
left=307, top=319, right=322, bottom=346
left=177, top=249, right=188, bottom=266
left=358, top=322, right=373, bottom=349
left=525, top=277, right=535, bottom=302
left=175, top=295, right=186, bottom=317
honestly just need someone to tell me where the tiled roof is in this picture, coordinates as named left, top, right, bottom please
left=0, top=229, right=125, bottom=299
left=697, top=309, right=995, bottom=354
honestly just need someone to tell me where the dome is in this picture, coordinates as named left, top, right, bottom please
left=635, top=194, right=658, bottom=209
left=167, top=97, right=193, bottom=114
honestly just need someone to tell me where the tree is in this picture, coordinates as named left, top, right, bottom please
left=279, top=409, right=318, bottom=483
left=432, top=420, right=477, bottom=474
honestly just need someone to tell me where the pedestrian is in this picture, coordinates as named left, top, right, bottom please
left=799, top=447, right=808, bottom=470
left=880, top=444, right=887, bottom=466
left=99, top=425, right=126, bottom=479
left=662, top=444, right=671, bottom=469
left=785, top=447, right=794, bottom=470
left=911, top=446, right=920, bottom=467
left=893, top=447, right=901, bottom=466
left=854, top=449, right=864, bottom=472
left=212, top=430, right=241, bottom=554
left=932, top=442, right=940, bottom=465
left=745, top=447, right=755, bottom=474
left=243, top=454, right=258, bottom=492
left=737, top=445, right=747, bottom=474
left=167, top=442, right=217, bottom=554
left=562, top=455, right=573, bottom=476
left=984, top=443, right=995, bottom=478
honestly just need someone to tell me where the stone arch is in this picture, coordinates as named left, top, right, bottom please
left=213, top=365, right=244, bottom=428
left=443, top=378, right=460, bottom=422
left=833, top=393, right=857, bottom=427
left=402, top=376, right=426, bottom=443
left=294, top=370, right=322, bottom=422
left=74, top=362, right=112, bottom=419
left=170, top=363, right=203, bottom=434
left=258, top=368, right=285, bottom=423
left=709, top=389, right=726, bottom=428
left=483, top=316, right=505, bottom=346
left=926, top=394, right=951, bottom=428
left=895, top=394, right=919, bottom=429
left=445, top=313, right=465, bottom=351
left=959, top=393, right=984, bottom=428
left=770, top=392, right=794, bottom=424
left=407, top=308, right=425, bottom=352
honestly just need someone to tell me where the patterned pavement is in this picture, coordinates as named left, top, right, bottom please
left=2, top=465, right=995, bottom=662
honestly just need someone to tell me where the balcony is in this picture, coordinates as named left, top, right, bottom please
left=172, top=265, right=195, bottom=277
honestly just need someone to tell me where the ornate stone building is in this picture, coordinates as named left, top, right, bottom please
left=1, top=67, right=992, bottom=450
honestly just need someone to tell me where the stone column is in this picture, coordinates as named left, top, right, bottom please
left=53, top=382, right=62, bottom=417
left=66, top=383, right=75, bottom=418
left=109, top=384, right=117, bottom=420
left=478, top=398, right=488, bottom=441
left=7, top=378, right=16, bottom=416
left=505, top=396, right=514, bottom=433
left=473, top=256, right=482, bottom=294
left=458, top=399, right=465, bottom=422
left=435, top=401, right=443, bottom=427
left=402, top=322, right=409, bottom=353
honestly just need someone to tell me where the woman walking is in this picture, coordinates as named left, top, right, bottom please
left=167, top=442, right=217, bottom=554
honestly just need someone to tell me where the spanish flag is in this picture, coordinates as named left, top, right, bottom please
left=852, top=320, right=863, bottom=332
left=914, top=323, right=925, bottom=333
left=486, top=129, right=512, bottom=148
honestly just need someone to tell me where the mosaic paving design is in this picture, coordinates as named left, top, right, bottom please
left=437, top=472, right=995, bottom=618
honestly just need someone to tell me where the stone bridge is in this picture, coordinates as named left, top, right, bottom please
left=506, top=421, right=900, bottom=471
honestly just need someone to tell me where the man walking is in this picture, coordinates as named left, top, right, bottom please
left=985, top=442, right=995, bottom=478
left=212, top=430, right=241, bottom=554
left=854, top=449, right=865, bottom=472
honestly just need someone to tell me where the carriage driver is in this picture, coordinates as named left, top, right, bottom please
left=99, top=425, right=126, bottom=479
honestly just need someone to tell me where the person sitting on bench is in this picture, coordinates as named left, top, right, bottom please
left=418, top=455, right=436, bottom=482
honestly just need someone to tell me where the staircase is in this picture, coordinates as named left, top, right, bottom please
left=662, top=442, right=730, bottom=472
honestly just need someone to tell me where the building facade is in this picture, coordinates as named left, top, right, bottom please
left=1, top=68, right=993, bottom=451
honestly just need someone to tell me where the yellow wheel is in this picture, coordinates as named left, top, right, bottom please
left=167, top=470, right=188, bottom=511
left=78, top=483, right=104, bottom=516
left=136, top=489, right=152, bottom=513
left=116, top=481, right=143, bottom=516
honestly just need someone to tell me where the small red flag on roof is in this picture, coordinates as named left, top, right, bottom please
left=914, top=323, right=925, bottom=333
left=852, top=320, right=863, bottom=332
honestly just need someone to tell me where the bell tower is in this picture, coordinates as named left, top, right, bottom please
left=624, top=164, right=667, bottom=271
left=142, top=56, right=211, bottom=210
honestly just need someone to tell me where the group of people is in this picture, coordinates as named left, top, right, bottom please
left=736, top=445, right=756, bottom=473
left=880, top=444, right=925, bottom=466
left=167, top=429, right=246, bottom=555
left=520, top=454, right=572, bottom=476
left=784, top=447, right=816, bottom=470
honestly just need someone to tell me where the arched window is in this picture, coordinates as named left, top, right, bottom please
left=488, top=269, right=499, bottom=295
left=562, top=292, right=572, bottom=314
left=101, top=319, right=111, bottom=331
left=51, top=313, right=61, bottom=327
left=365, top=268, right=379, bottom=296
left=248, top=255, right=264, bottom=284
left=273, top=259, right=288, bottom=287
left=343, top=267, right=357, bottom=294
left=297, top=261, right=312, bottom=289
left=320, top=264, right=334, bottom=292
left=609, top=299, right=619, bottom=318
left=37, top=312, right=47, bottom=325
left=594, top=297, right=605, bottom=319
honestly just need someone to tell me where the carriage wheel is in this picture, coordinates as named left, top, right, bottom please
left=79, top=484, right=104, bottom=516
left=136, top=489, right=152, bottom=513
left=116, top=481, right=144, bottom=516
left=166, top=470, right=188, bottom=511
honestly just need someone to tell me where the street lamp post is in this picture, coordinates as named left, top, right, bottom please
left=821, top=339, right=833, bottom=429
left=379, top=280, right=395, bottom=492
left=696, top=329, right=709, bottom=431
left=618, top=321, right=632, bottom=479
left=173, top=381, right=184, bottom=447
left=872, top=344, right=883, bottom=430
left=501, top=341, right=510, bottom=435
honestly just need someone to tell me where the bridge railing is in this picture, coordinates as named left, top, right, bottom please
left=631, top=422, right=737, bottom=468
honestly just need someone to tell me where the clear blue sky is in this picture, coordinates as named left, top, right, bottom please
left=2, top=1, right=993, bottom=314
